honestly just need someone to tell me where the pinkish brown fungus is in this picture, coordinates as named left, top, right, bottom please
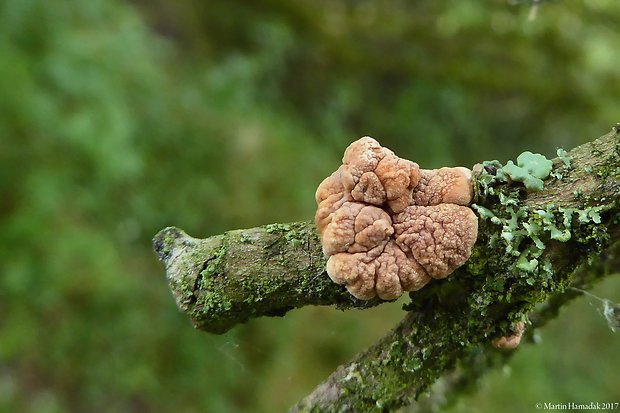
left=412, top=167, right=474, bottom=206
left=340, top=136, right=420, bottom=213
left=315, top=137, right=478, bottom=300
left=492, top=321, right=526, bottom=350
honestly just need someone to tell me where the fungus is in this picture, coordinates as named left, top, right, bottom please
left=411, top=167, right=473, bottom=206
left=492, top=321, right=525, bottom=350
left=339, top=136, right=420, bottom=213
left=393, top=204, right=479, bottom=279
left=315, top=137, right=478, bottom=300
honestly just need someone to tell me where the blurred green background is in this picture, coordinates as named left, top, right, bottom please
left=1, top=0, right=619, bottom=412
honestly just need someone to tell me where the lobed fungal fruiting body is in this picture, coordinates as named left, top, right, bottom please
left=492, top=321, right=525, bottom=349
left=315, top=137, right=478, bottom=300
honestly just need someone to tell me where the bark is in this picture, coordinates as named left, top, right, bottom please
left=152, top=223, right=382, bottom=334
left=401, top=239, right=620, bottom=413
left=153, top=127, right=620, bottom=412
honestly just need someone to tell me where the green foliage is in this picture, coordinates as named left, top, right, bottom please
left=1, top=0, right=619, bottom=412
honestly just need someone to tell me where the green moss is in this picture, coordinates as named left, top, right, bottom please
left=162, top=236, right=174, bottom=256
left=200, top=237, right=228, bottom=280
left=187, top=233, right=238, bottom=333
left=330, top=309, right=485, bottom=410
left=263, top=221, right=313, bottom=254
left=264, top=222, right=292, bottom=233
left=465, top=246, right=490, bottom=276
left=595, top=160, right=620, bottom=180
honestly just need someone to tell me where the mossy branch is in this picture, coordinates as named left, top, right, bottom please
left=153, top=127, right=620, bottom=412
left=152, top=223, right=382, bottom=334
left=385, top=240, right=620, bottom=413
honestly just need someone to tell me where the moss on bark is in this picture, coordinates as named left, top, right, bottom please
left=153, top=222, right=384, bottom=333
left=153, top=127, right=620, bottom=412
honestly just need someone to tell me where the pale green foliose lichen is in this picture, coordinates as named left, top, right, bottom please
left=516, top=255, right=538, bottom=272
left=502, top=151, right=553, bottom=191
left=472, top=154, right=610, bottom=280
left=556, top=148, right=572, bottom=168
left=473, top=200, right=608, bottom=276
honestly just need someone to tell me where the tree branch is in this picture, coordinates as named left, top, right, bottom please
left=153, top=127, right=620, bottom=411
left=401, top=240, right=620, bottom=413
left=152, top=222, right=382, bottom=334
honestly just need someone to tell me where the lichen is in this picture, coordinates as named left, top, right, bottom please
left=502, top=151, right=553, bottom=191
left=557, top=148, right=572, bottom=168
left=473, top=199, right=608, bottom=279
left=468, top=150, right=615, bottom=323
